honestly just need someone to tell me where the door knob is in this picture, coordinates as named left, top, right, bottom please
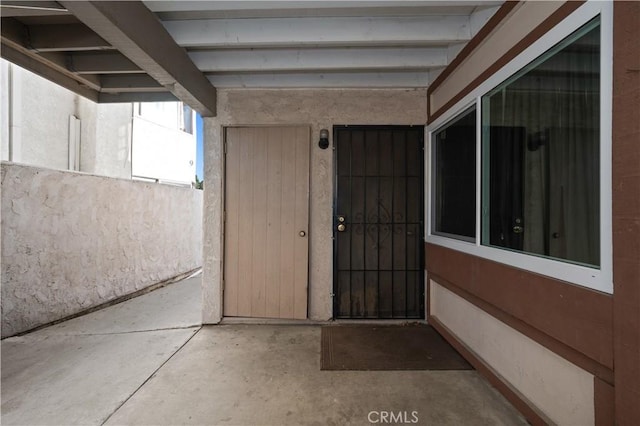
left=299, top=231, right=306, bottom=237
left=513, top=218, right=523, bottom=234
left=337, top=223, right=346, bottom=232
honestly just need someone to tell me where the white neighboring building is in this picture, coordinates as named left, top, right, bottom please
left=131, top=102, right=196, bottom=186
left=0, top=59, right=196, bottom=186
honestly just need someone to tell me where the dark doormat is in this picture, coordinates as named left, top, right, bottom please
left=321, top=324, right=472, bottom=371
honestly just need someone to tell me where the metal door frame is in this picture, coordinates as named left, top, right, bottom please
left=332, top=125, right=425, bottom=319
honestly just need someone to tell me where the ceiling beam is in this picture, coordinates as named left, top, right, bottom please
left=145, top=1, right=501, bottom=11
left=61, top=51, right=143, bottom=74
left=1, top=17, right=27, bottom=45
left=34, top=51, right=102, bottom=87
left=191, top=47, right=448, bottom=73
left=163, top=16, right=473, bottom=49
left=28, top=23, right=113, bottom=52
left=0, top=2, right=69, bottom=18
left=207, top=71, right=431, bottom=89
left=151, top=6, right=497, bottom=20
left=0, top=1, right=66, bottom=11
left=99, top=92, right=178, bottom=103
left=0, top=9, right=68, bottom=18
left=0, top=0, right=68, bottom=17
left=0, top=43, right=99, bottom=101
left=145, top=1, right=503, bottom=11
left=100, top=74, right=164, bottom=93
left=145, top=1, right=503, bottom=19
left=60, top=0, right=217, bottom=116
left=1, top=18, right=102, bottom=91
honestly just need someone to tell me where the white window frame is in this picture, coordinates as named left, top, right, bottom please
left=425, top=0, right=613, bottom=294
left=430, top=103, right=477, bottom=243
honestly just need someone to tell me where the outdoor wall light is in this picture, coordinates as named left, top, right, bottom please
left=318, top=128, right=330, bottom=149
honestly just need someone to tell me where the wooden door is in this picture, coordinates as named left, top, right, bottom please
left=224, top=126, right=309, bottom=319
left=334, top=126, right=424, bottom=319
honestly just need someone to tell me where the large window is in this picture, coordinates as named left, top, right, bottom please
left=427, top=2, right=611, bottom=292
left=482, top=19, right=600, bottom=267
left=433, top=107, right=476, bottom=241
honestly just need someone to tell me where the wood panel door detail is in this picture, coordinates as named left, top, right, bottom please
left=224, top=126, right=309, bottom=319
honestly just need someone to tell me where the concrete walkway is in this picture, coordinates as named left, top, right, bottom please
left=1, top=274, right=527, bottom=426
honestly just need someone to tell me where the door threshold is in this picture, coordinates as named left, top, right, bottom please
left=220, top=317, right=322, bottom=326
left=330, top=319, right=428, bottom=325
left=220, top=318, right=428, bottom=326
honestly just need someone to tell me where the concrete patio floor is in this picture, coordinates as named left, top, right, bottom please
left=1, top=274, right=527, bottom=426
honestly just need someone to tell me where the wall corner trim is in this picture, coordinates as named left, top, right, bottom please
left=427, top=1, right=519, bottom=95
left=427, top=1, right=585, bottom=124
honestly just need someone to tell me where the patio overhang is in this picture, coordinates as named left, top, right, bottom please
left=1, top=1, right=639, bottom=425
left=0, top=0, right=503, bottom=116
left=1, top=0, right=217, bottom=116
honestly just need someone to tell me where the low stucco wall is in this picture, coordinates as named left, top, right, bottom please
left=203, top=88, right=427, bottom=323
left=1, top=162, right=203, bottom=337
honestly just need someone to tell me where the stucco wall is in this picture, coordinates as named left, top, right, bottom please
left=1, top=61, right=10, bottom=161
left=203, top=88, right=427, bottom=323
left=20, top=69, right=77, bottom=169
left=87, top=103, right=133, bottom=180
left=0, top=59, right=80, bottom=169
left=1, top=162, right=203, bottom=337
left=0, top=60, right=133, bottom=179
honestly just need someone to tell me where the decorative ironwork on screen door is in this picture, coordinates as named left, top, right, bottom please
left=333, top=126, right=425, bottom=319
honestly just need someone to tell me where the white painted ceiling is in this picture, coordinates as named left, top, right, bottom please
left=0, top=1, right=503, bottom=114
left=144, top=1, right=503, bottom=88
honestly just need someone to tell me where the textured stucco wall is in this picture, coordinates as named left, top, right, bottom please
left=203, top=88, right=427, bottom=323
left=0, top=59, right=133, bottom=179
left=85, top=103, right=133, bottom=180
left=1, top=162, right=203, bottom=337
left=6, top=61, right=78, bottom=169
left=22, top=75, right=75, bottom=170
left=1, top=61, right=9, bottom=161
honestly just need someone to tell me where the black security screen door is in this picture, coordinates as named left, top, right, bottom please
left=333, top=126, right=425, bottom=319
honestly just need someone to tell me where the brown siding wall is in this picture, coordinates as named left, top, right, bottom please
left=427, top=1, right=640, bottom=424
left=612, top=1, right=640, bottom=424
left=426, top=244, right=614, bottom=380
left=594, top=377, right=615, bottom=426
